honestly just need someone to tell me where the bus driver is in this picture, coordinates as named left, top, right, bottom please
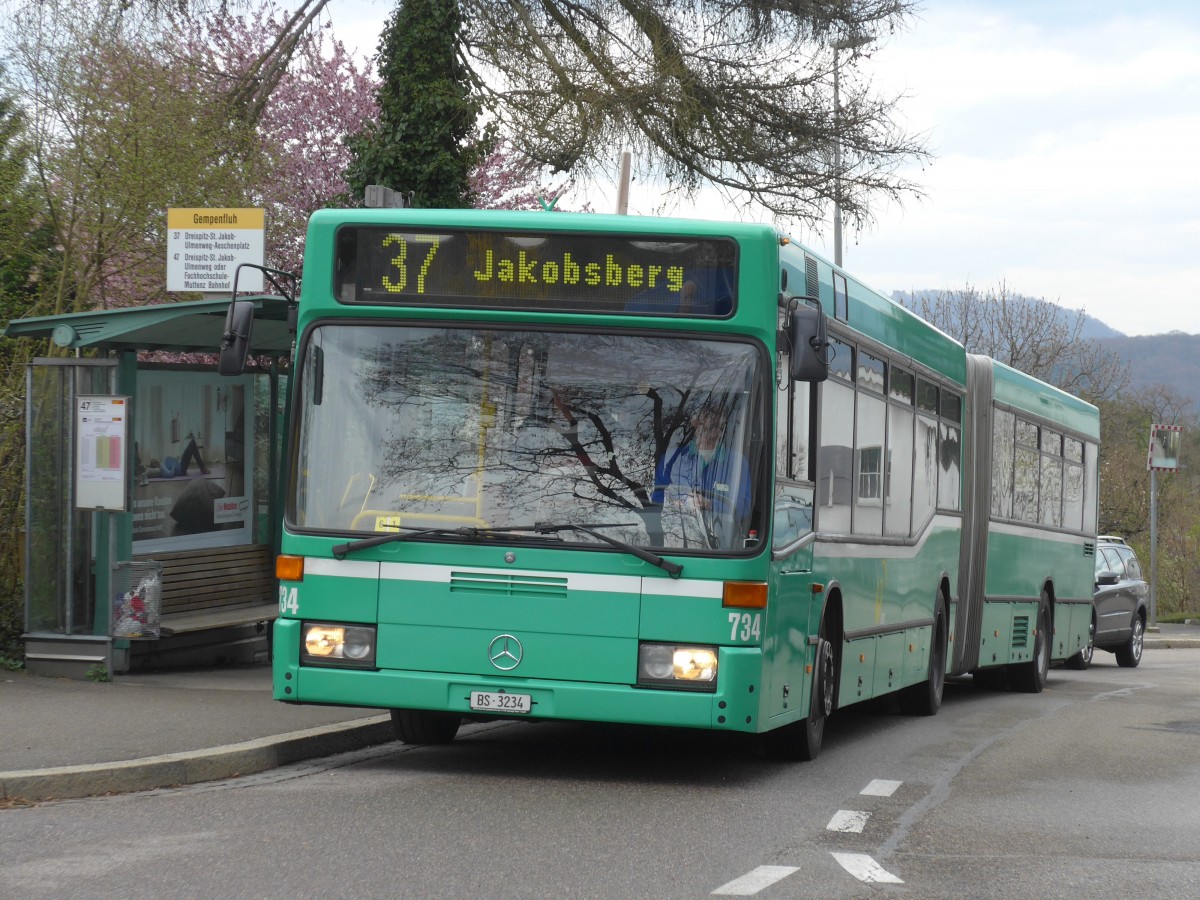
left=654, top=403, right=752, bottom=547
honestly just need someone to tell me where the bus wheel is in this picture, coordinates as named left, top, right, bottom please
left=1010, top=597, right=1051, bottom=694
left=900, top=604, right=946, bottom=716
left=1064, top=616, right=1095, bottom=670
left=762, top=636, right=833, bottom=761
left=391, top=708, right=461, bottom=744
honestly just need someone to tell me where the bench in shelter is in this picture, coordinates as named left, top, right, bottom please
left=134, top=544, right=278, bottom=638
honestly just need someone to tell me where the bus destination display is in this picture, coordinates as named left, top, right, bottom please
left=335, top=226, right=738, bottom=317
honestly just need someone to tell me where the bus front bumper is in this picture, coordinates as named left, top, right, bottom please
left=274, top=623, right=769, bottom=734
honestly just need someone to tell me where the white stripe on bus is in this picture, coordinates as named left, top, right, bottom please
left=303, top=558, right=380, bottom=579
left=815, top=515, right=960, bottom=560
left=986, top=519, right=1091, bottom=544
left=302, top=557, right=728, bottom=600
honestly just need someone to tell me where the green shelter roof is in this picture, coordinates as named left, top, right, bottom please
left=2, top=296, right=293, bottom=355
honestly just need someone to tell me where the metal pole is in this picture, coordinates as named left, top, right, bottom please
left=832, top=46, right=842, bottom=267
left=616, top=151, right=632, bottom=215
left=1149, top=467, right=1157, bottom=626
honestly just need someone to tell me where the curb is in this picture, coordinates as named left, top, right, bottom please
left=0, top=715, right=394, bottom=804
left=1146, top=637, right=1200, bottom=650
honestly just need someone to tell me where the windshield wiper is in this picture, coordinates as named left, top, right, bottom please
left=533, top=522, right=683, bottom=578
left=333, top=522, right=683, bottom=579
left=332, top=525, right=554, bottom=559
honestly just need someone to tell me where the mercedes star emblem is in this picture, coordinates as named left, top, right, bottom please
left=487, top=634, right=523, bottom=671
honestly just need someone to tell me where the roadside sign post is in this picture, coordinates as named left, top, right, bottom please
left=1147, top=423, right=1183, bottom=626
left=166, top=208, right=265, bottom=293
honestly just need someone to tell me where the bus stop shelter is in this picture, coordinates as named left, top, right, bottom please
left=4, top=297, right=292, bottom=677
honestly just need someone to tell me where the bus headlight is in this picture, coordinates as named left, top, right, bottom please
left=637, top=643, right=718, bottom=691
left=301, top=622, right=377, bottom=668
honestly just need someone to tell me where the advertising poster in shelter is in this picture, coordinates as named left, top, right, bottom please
left=132, top=371, right=254, bottom=551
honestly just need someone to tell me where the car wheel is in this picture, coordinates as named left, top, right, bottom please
left=391, top=708, right=461, bottom=744
left=1115, top=615, right=1145, bottom=668
left=1065, top=616, right=1095, bottom=670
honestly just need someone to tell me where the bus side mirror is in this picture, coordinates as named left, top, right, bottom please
left=788, top=304, right=830, bottom=382
left=218, top=300, right=256, bottom=376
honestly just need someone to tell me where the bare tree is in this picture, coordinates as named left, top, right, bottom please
left=20, top=0, right=928, bottom=226
left=902, top=282, right=1129, bottom=404
left=3, top=4, right=262, bottom=317
left=465, top=0, right=927, bottom=225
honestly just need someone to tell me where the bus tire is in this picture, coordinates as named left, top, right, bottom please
left=762, top=635, right=834, bottom=761
left=1010, top=595, right=1051, bottom=694
left=1064, top=615, right=1095, bottom=670
left=391, top=708, right=461, bottom=745
left=899, top=603, right=947, bottom=716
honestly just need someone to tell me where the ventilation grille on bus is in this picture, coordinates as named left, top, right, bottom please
left=1012, top=615, right=1031, bottom=650
left=1083, top=542, right=1095, bottom=557
left=450, top=571, right=569, bottom=599
left=805, top=256, right=819, bottom=298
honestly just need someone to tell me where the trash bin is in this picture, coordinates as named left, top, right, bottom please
left=112, top=560, right=163, bottom=639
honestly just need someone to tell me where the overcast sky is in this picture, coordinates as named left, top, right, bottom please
left=330, top=0, right=1200, bottom=337
left=839, top=0, right=1200, bottom=338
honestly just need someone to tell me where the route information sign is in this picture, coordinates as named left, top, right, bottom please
left=76, top=395, right=129, bottom=511
left=167, top=208, right=264, bottom=292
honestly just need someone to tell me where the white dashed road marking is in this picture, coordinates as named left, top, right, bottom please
left=714, top=777, right=906, bottom=893
left=831, top=852, right=904, bottom=884
left=860, top=778, right=902, bottom=797
left=711, top=865, right=800, bottom=895
left=826, top=809, right=870, bottom=833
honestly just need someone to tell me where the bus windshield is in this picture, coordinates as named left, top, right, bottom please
left=291, top=324, right=767, bottom=553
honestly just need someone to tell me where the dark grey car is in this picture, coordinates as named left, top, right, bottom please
left=1074, top=536, right=1148, bottom=669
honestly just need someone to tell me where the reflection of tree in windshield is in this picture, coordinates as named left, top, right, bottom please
left=295, top=325, right=764, bottom=551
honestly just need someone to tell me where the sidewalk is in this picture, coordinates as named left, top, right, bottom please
left=0, top=661, right=393, bottom=804
left=3, top=623, right=1199, bottom=804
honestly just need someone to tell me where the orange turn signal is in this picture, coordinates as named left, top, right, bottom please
left=723, top=581, right=768, bottom=609
left=276, top=555, right=304, bottom=582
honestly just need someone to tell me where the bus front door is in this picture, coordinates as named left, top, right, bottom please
left=766, top=484, right=817, bottom=724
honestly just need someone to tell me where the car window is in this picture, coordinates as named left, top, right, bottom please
left=1116, top=547, right=1142, bottom=580
left=1095, top=547, right=1121, bottom=578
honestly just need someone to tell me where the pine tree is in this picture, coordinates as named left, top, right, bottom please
left=344, top=0, right=492, bottom=209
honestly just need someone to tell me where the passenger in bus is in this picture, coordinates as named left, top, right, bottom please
left=654, top=403, right=751, bottom=530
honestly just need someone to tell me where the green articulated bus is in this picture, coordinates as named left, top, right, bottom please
left=220, top=208, right=1100, bottom=760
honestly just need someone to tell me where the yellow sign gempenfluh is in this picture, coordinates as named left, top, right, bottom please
left=166, top=207, right=265, bottom=293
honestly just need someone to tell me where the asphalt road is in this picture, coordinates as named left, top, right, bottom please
left=1, top=649, right=1198, bottom=899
